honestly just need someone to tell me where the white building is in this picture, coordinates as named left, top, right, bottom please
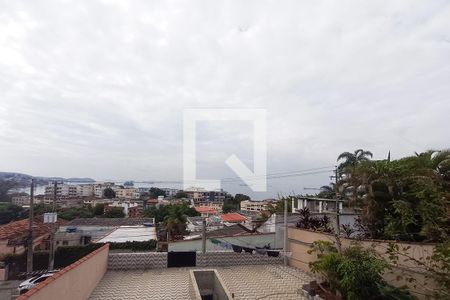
left=114, top=187, right=140, bottom=200
left=45, top=184, right=78, bottom=198
left=11, top=194, right=30, bottom=206
left=77, top=185, right=94, bottom=197
left=240, top=200, right=274, bottom=212
left=107, top=201, right=140, bottom=217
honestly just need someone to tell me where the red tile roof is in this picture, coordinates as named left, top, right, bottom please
left=220, top=213, right=247, bottom=223
left=0, top=216, right=67, bottom=245
left=195, top=207, right=218, bottom=214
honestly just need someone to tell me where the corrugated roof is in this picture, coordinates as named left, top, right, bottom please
left=95, top=226, right=157, bottom=243
left=67, top=218, right=154, bottom=227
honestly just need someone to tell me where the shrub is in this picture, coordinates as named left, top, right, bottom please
left=309, top=241, right=415, bottom=300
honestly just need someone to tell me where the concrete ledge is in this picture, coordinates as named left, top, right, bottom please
left=17, top=244, right=109, bottom=300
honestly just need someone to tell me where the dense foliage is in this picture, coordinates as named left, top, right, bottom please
left=0, top=203, right=26, bottom=224
left=143, top=203, right=199, bottom=237
left=222, top=193, right=250, bottom=213
left=104, top=207, right=125, bottom=218
left=149, top=187, right=166, bottom=198
left=0, top=179, right=18, bottom=202
left=309, top=241, right=414, bottom=300
left=105, top=240, right=156, bottom=252
left=337, top=149, right=450, bottom=242
left=296, top=208, right=332, bottom=233
left=103, top=187, right=116, bottom=199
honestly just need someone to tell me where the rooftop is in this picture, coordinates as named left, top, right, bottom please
left=95, top=226, right=157, bottom=243
left=89, top=265, right=312, bottom=300
left=194, top=207, right=218, bottom=214
left=67, top=217, right=154, bottom=227
left=220, top=213, right=247, bottom=223
left=0, top=216, right=67, bottom=245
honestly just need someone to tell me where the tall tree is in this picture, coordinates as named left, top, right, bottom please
left=337, top=149, right=373, bottom=175
left=103, top=187, right=116, bottom=199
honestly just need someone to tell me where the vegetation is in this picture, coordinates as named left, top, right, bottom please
left=93, top=203, right=105, bottom=216
left=149, top=187, right=166, bottom=198
left=0, top=179, right=18, bottom=202
left=222, top=193, right=250, bottom=213
left=143, top=203, right=199, bottom=237
left=385, top=241, right=450, bottom=299
left=267, top=198, right=291, bottom=214
left=104, top=207, right=125, bottom=218
left=336, top=149, right=450, bottom=242
left=309, top=241, right=414, bottom=300
left=103, top=187, right=116, bottom=199
left=0, top=203, right=26, bottom=224
left=107, top=240, right=156, bottom=252
left=175, top=191, right=188, bottom=199
left=296, top=208, right=332, bottom=233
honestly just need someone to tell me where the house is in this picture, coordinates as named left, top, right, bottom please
left=258, top=213, right=300, bottom=248
left=105, top=201, right=140, bottom=217
left=220, top=213, right=247, bottom=224
left=0, top=216, right=67, bottom=255
left=194, top=207, right=218, bottom=217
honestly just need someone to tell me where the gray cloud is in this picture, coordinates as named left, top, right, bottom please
left=0, top=0, right=449, bottom=198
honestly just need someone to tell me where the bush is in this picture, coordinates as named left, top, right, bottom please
left=309, top=241, right=415, bottom=300
left=107, top=240, right=157, bottom=252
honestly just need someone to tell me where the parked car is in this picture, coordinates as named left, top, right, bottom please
left=18, top=270, right=58, bottom=295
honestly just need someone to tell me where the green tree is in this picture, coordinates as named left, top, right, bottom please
left=0, top=179, right=18, bottom=202
left=337, top=149, right=373, bottom=174
left=175, top=191, right=188, bottom=199
left=234, top=193, right=250, bottom=202
left=103, top=187, right=116, bottom=199
left=93, top=203, right=105, bottom=216
left=104, top=207, right=125, bottom=218
left=57, top=207, right=93, bottom=220
left=149, top=187, right=166, bottom=198
left=0, top=203, right=25, bottom=224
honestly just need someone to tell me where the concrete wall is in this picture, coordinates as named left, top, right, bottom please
left=18, top=244, right=109, bottom=300
left=108, top=252, right=167, bottom=270
left=287, top=227, right=437, bottom=298
left=107, top=251, right=283, bottom=270
left=197, top=252, right=283, bottom=267
left=169, top=234, right=275, bottom=252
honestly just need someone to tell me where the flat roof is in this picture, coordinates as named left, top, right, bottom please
left=89, top=265, right=312, bottom=300
left=95, top=226, right=156, bottom=243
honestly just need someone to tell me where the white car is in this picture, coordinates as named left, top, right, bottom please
left=18, top=271, right=58, bottom=295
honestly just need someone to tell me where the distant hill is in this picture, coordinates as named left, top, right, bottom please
left=0, top=172, right=95, bottom=187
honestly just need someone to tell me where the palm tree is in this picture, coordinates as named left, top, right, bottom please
left=337, top=149, right=373, bottom=174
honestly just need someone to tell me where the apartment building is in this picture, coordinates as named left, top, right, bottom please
left=94, top=182, right=115, bottom=198
left=11, top=194, right=30, bottom=206
left=77, top=184, right=94, bottom=197
left=44, top=184, right=78, bottom=198
left=240, top=200, right=273, bottom=212
left=114, top=187, right=140, bottom=200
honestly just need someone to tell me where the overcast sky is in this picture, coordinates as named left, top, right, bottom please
left=1, top=0, right=449, bottom=198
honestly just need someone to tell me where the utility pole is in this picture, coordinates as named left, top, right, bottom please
left=334, top=167, right=342, bottom=253
left=283, top=196, right=288, bottom=266
left=201, top=218, right=206, bottom=254
left=26, top=179, right=35, bottom=277
left=48, top=181, right=57, bottom=271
